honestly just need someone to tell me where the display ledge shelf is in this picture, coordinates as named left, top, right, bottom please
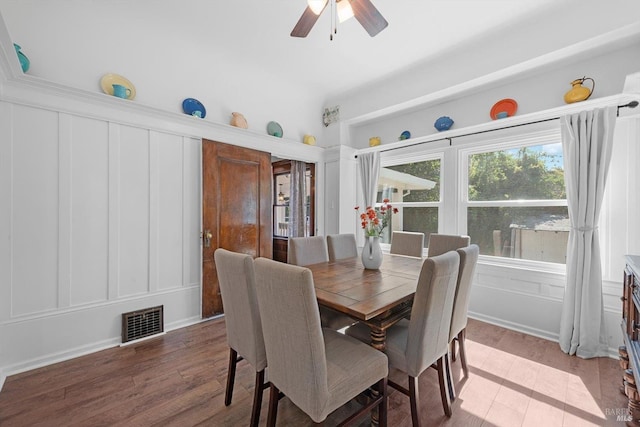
left=355, top=93, right=640, bottom=157
left=0, top=73, right=324, bottom=162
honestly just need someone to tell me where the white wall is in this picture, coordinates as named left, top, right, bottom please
left=0, top=5, right=326, bottom=146
left=347, top=42, right=640, bottom=148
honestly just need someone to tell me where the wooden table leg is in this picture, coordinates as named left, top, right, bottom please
left=369, top=327, right=386, bottom=426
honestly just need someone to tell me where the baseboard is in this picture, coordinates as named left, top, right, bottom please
left=470, top=312, right=620, bottom=360
left=469, top=311, right=560, bottom=343
left=0, top=315, right=206, bottom=379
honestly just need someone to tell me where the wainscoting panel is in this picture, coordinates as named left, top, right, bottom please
left=0, top=100, right=203, bottom=376
left=155, top=131, right=185, bottom=291
left=183, top=137, right=201, bottom=287
left=69, top=114, right=109, bottom=306
left=11, top=105, right=59, bottom=316
left=117, top=125, right=150, bottom=298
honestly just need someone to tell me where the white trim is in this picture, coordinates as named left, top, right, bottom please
left=1, top=315, right=209, bottom=378
left=344, top=22, right=640, bottom=127
left=355, top=93, right=639, bottom=157
left=0, top=283, right=200, bottom=326
left=119, top=331, right=166, bottom=347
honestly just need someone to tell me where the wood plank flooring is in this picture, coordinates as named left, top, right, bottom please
left=0, top=318, right=628, bottom=426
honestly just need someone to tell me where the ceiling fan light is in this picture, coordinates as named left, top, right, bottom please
left=337, top=0, right=354, bottom=23
left=308, top=0, right=327, bottom=15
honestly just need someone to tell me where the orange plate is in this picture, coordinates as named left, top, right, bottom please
left=490, top=98, right=518, bottom=120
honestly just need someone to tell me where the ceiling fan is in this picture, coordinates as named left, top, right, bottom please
left=291, top=0, right=388, bottom=39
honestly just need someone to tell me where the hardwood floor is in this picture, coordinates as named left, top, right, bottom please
left=0, top=318, right=627, bottom=426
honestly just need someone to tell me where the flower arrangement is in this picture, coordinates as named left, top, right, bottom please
left=355, top=199, right=398, bottom=237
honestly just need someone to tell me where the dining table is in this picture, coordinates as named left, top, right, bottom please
left=307, top=254, right=426, bottom=351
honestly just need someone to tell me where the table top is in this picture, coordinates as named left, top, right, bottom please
left=307, top=255, right=425, bottom=322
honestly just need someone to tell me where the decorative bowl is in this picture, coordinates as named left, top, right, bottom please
left=434, top=116, right=454, bottom=131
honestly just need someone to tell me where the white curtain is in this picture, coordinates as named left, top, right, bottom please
left=358, top=152, right=380, bottom=208
left=559, top=106, right=617, bottom=358
left=288, top=161, right=306, bottom=237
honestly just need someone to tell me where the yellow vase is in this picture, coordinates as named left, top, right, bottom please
left=564, top=77, right=595, bottom=104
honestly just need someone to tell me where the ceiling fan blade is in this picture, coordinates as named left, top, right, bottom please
left=351, top=0, right=388, bottom=37
left=291, top=5, right=327, bottom=38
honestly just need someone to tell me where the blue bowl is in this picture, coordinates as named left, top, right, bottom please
left=434, top=116, right=454, bottom=131
left=400, top=130, right=411, bottom=140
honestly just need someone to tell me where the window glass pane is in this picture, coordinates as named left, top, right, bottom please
left=274, top=205, right=289, bottom=237
left=377, top=159, right=441, bottom=203
left=381, top=207, right=438, bottom=246
left=468, top=206, right=569, bottom=263
left=468, top=144, right=565, bottom=201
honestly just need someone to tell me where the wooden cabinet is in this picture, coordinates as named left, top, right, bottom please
left=621, top=255, right=640, bottom=425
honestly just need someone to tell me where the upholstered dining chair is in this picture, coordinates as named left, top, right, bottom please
left=346, top=251, right=460, bottom=425
left=288, top=235, right=328, bottom=266
left=447, top=244, right=479, bottom=399
left=426, top=233, right=470, bottom=257
left=214, top=248, right=267, bottom=427
left=288, top=235, right=356, bottom=330
left=327, top=233, right=358, bottom=261
left=390, top=231, right=425, bottom=258
left=253, top=257, right=389, bottom=427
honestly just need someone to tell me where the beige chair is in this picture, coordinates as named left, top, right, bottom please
left=253, top=257, right=389, bottom=426
left=447, top=244, right=479, bottom=399
left=214, top=248, right=267, bottom=427
left=390, top=231, right=425, bottom=258
left=427, top=233, right=470, bottom=257
left=288, top=235, right=328, bottom=266
left=327, top=233, right=358, bottom=261
left=346, top=251, right=460, bottom=425
left=288, top=235, right=356, bottom=330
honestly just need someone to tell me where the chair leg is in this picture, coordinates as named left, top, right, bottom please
left=408, top=375, right=421, bottom=427
left=249, top=369, right=265, bottom=427
left=445, top=351, right=456, bottom=402
left=266, top=383, right=280, bottom=427
left=450, top=338, right=457, bottom=362
left=437, top=356, right=452, bottom=417
left=458, top=329, right=469, bottom=377
left=378, top=377, right=388, bottom=427
left=225, top=348, right=238, bottom=406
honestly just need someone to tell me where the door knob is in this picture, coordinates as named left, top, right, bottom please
left=203, top=229, right=213, bottom=248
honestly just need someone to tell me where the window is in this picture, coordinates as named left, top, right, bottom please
left=370, top=125, right=567, bottom=266
left=462, top=138, right=568, bottom=263
left=376, top=156, right=442, bottom=246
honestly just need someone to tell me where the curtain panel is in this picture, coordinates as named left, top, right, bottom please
left=559, top=106, right=617, bottom=358
left=358, top=152, right=380, bottom=209
left=288, top=161, right=307, bottom=238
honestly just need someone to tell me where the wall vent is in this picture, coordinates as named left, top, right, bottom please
left=122, top=305, right=164, bottom=343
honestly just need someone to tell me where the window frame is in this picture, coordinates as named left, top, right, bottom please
left=457, top=126, right=567, bottom=270
left=371, top=124, right=568, bottom=272
left=378, top=150, right=446, bottom=250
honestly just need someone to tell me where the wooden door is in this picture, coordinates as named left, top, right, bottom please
left=202, top=140, right=272, bottom=318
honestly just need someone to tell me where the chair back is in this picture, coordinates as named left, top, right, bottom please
left=214, top=248, right=266, bottom=371
left=327, top=233, right=358, bottom=261
left=405, top=251, right=459, bottom=377
left=427, top=234, right=470, bottom=257
left=390, top=231, right=425, bottom=257
left=253, top=258, right=330, bottom=415
left=449, top=245, right=479, bottom=341
left=288, top=236, right=329, bottom=266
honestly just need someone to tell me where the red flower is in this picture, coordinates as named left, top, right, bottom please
left=354, top=201, right=397, bottom=237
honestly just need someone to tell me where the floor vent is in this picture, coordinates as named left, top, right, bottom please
left=122, top=305, right=164, bottom=343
